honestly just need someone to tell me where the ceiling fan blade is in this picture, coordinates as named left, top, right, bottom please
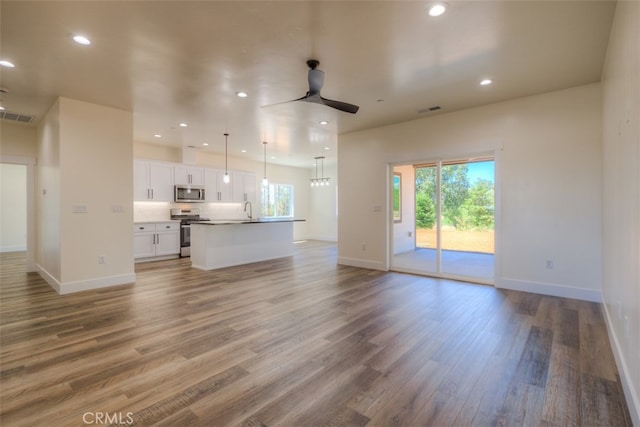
left=319, top=96, right=360, bottom=114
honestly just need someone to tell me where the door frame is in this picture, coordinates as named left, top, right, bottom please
left=388, top=149, right=502, bottom=285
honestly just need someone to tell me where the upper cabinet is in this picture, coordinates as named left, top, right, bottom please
left=134, top=159, right=255, bottom=204
left=174, top=165, right=204, bottom=186
left=204, top=169, right=233, bottom=202
left=134, top=160, right=174, bottom=201
left=233, top=172, right=257, bottom=203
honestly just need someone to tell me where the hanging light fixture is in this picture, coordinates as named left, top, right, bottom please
left=223, top=133, right=230, bottom=184
left=262, top=141, right=269, bottom=187
left=310, top=156, right=330, bottom=187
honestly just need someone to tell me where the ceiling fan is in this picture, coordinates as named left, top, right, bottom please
left=272, top=59, right=359, bottom=114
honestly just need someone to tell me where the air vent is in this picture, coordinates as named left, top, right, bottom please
left=1, top=111, right=34, bottom=124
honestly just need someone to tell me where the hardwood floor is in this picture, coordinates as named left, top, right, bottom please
left=0, top=242, right=632, bottom=426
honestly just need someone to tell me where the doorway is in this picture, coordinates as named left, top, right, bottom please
left=0, top=157, right=36, bottom=272
left=391, top=156, right=496, bottom=284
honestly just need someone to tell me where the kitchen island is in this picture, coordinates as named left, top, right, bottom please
left=190, top=219, right=305, bottom=270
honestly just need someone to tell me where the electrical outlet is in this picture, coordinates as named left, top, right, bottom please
left=407, top=231, right=412, bottom=237
left=98, top=255, right=106, bottom=264
left=545, top=260, right=554, bottom=269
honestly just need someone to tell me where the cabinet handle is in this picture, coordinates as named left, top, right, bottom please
left=151, top=189, right=154, bottom=199
left=152, top=234, right=156, bottom=244
left=156, top=233, right=160, bottom=244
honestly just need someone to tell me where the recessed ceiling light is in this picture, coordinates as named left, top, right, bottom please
left=324, top=147, right=330, bottom=150
left=319, top=120, right=328, bottom=125
left=72, top=35, right=91, bottom=45
left=202, top=142, right=209, bottom=146
left=179, top=122, right=188, bottom=127
left=236, top=91, right=248, bottom=98
left=0, top=60, right=15, bottom=68
left=153, top=134, right=162, bottom=138
left=241, top=149, right=247, bottom=153
left=428, top=3, right=447, bottom=17
left=480, top=79, right=493, bottom=86
left=271, top=156, right=276, bottom=160
left=0, top=106, right=5, bottom=111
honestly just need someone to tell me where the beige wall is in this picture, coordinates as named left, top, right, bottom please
left=38, top=97, right=135, bottom=293
left=1, top=122, right=38, bottom=158
left=601, top=1, right=640, bottom=423
left=339, top=83, right=603, bottom=302
left=0, top=164, right=27, bottom=252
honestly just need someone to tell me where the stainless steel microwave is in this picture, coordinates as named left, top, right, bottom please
left=174, top=185, right=205, bottom=203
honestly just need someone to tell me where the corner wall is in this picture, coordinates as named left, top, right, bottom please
left=601, top=1, right=640, bottom=423
left=38, top=97, right=135, bottom=293
left=338, top=83, right=603, bottom=302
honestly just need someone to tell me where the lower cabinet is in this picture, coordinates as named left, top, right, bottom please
left=134, top=222, right=180, bottom=260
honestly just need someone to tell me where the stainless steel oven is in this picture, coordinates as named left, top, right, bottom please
left=170, top=208, right=209, bottom=257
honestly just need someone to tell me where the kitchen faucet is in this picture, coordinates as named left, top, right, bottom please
left=243, top=201, right=252, bottom=220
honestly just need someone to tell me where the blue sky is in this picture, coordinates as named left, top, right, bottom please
left=467, top=160, right=494, bottom=184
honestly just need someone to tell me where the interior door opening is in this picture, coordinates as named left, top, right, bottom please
left=391, top=157, right=496, bottom=284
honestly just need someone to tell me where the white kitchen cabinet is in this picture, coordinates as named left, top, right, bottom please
left=134, top=222, right=180, bottom=260
left=232, top=172, right=257, bottom=203
left=134, top=160, right=174, bottom=201
left=174, top=165, right=204, bottom=186
left=204, top=169, right=233, bottom=202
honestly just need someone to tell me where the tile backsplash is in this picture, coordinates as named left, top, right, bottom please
left=134, top=202, right=251, bottom=222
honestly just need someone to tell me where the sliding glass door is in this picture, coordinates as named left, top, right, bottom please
left=393, top=157, right=495, bottom=283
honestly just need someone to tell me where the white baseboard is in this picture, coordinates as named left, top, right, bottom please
left=1, top=245, right=27, bottom=253
left=497, top=277, right=601, bottom=302
left=602, top=301, right=640, bottom=426
left=305, top=235, right=338, bottom=242
left=337, top=256, right=387, bottom=271
left=36, top=264, right=136, bottom=295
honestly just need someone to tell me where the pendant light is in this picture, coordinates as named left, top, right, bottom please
left=262, top=141, right=269, bottom=187
left=223, top=133, right=230, bottom=184
left=310, top=156, right=330, bottom=187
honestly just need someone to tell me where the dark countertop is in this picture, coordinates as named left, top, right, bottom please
left=192, top=218, right=305, bottom=225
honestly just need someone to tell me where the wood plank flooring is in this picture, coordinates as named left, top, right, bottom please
left=0, top=242, right=632, bottom=426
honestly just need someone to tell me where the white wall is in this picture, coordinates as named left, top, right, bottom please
left=308, top=160, right=338, bottom=241
left=0, top=164, right=27, bottom=252
left=601, top=1, right=640, bottom=423
left=38, top=97, right=135, bottom=293
left=339, top=83, right=603, bottom=302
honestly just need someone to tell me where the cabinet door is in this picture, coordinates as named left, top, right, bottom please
left=232, top=172, right=257, bottom=203
left=174, top=166, right=205, bottom=186
left=204, top=169, right=232, bottom=202
left=133, top=160, right=151, bottom=201
left=148, top=163, right=174, bottom=201
left=134, top=232, right=156, bottom=258
left=155, top=230, right=180, bottom=256
left=218, top=170, right=233, bottom=202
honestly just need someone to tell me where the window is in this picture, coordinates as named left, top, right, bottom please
left=261, top=183, right=294, bottom=218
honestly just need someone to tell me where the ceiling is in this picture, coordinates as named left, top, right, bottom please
left=0, top=1, right=616, bottom=168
